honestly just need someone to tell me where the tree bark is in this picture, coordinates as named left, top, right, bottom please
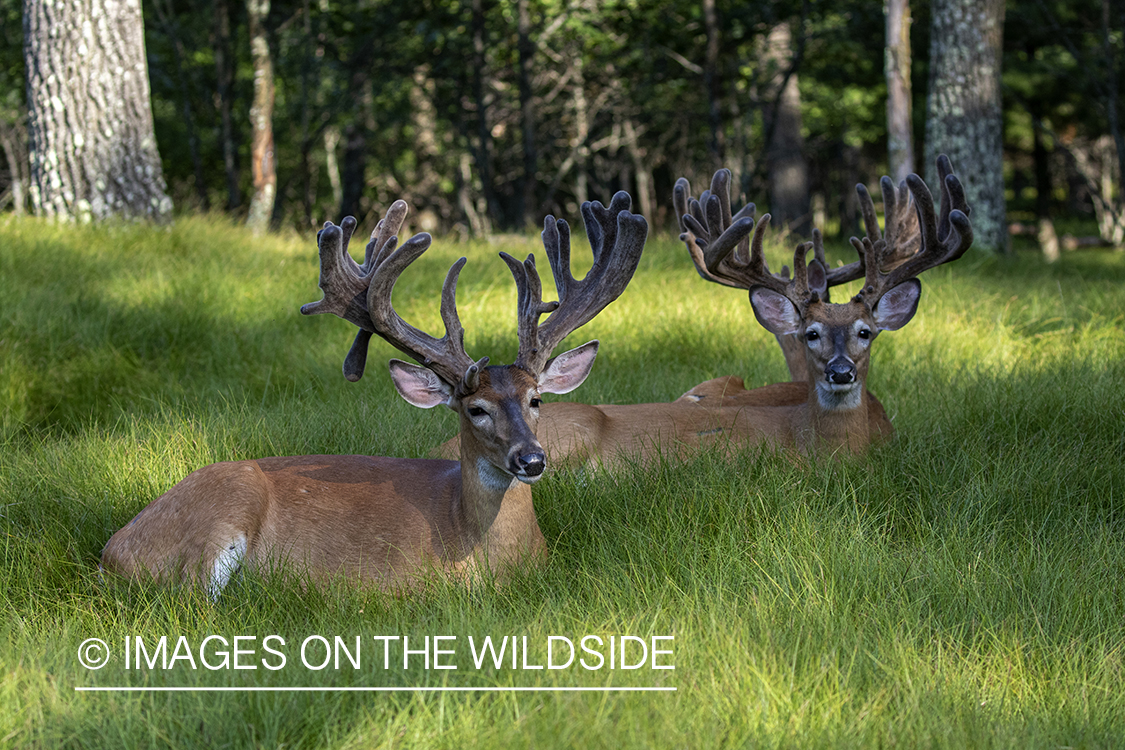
left=517, top=0, right=537, bottom=229
left=703, top=0, right=724, bottom=170
left=0, top=113, right=28, bottom=215
left=885, top=0, right=914, bottom=183
left=246, top=0, right=276, bottom=233
left=213, top=0, right=240, bottom=210
left=763, top=22, right=810, bottom=236
left=23, top=0, right=172, bottom=222
left=471, top=0, right=496, bottom=229
left=924, top=0, right=1006, bottom=252
left=151, top=0, right=208, bottom=210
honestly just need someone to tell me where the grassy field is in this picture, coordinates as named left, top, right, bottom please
left=1, top=213, right=1124, bottom=748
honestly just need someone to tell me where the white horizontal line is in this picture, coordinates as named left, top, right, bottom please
left=76, top=686, right=675, bottom=693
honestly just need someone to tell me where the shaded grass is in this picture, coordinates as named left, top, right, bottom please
left=2, top=214, right=1124, bottom=747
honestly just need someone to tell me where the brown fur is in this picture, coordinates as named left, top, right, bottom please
left=102, top=367, right=548, bottom=593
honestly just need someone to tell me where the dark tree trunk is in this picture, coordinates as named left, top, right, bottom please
left=471, top=0, right=496, bottom=230
left=764, top=22, right=810, bottom=236
left=703, top=0, right=723, bottom=170
left=151, top=0, right=209, bottom=210
left=246, top=0, right=276, bottom=233
left=925, top=0, right=1006, bottom=252
left=213, top=0, right=240, bottom=211
left=885, top=0, right=914, bottom=183
left=23, top=0, right=172, bottom=221
left=339, top=122, right=367, bottom=221
left=517, top=0, right=537, bottom=228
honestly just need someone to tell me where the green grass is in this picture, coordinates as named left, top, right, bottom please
left=2, top=214, right=1124, bottom=748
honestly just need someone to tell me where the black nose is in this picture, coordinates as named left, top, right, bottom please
left=826, top=363, right=856, bottom=384
left=517, top=452, right=546, bottom=477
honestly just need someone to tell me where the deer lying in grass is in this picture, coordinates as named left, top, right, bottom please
left=438, top=156, right=972, bottom=465
left=100, top=194, right=647, bottom=595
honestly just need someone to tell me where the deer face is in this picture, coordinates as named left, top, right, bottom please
left=750, top=280, right=922, bottom=411
left=389, top=341, right=599, bottom=484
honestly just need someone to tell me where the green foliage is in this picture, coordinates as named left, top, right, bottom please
left=2, top=218, right=1124, bottom=746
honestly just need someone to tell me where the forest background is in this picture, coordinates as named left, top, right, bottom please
left=1, top=0, right=1123, bottom=258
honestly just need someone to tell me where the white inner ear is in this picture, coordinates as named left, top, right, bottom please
left=873, top=280, right=921, bottom=331
left=388, top=359, right=453, bottom=408
left=750, top=288, right=802, bottom=335
left=538, top=340, right=599, bottom=394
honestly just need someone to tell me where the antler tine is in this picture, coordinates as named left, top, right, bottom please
left=500, top=251, right=558, bottom=370
left=301, top=200, right=483, bottom=388
left=852, top=155, right=974, bottom=303
left=366, top=236, right=482, bottom=392
left=362, top=199, right=409, bottom=272
left=676, top=168, right=764, bottom=289
left=514, top=192, right=648, bottom=373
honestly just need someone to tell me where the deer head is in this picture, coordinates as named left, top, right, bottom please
left=301, top=194, right=648, bottom=482
left=675, top=155, right=973, bottom=411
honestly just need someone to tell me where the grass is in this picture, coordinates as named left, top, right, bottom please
left=1, top=213, right=1124, bottom=748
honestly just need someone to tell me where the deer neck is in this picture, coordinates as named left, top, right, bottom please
left=800, top=379, right=871, bottom=453
left=455, top=431, right=545, bottom=571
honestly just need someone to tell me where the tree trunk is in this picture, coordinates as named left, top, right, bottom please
left=924, top=0, right=1006, bottom=252
left=703, top=0, right=723, bottom=170
left=623, top=119, right=653, bottom=220
left=151, top=0, right=209, bottom=210
left=471, top=0, right=496, bottom=230
left=763, top=22, right=810, bottom=236
left=246, top=0, right=276, bottom=233
left=0, top=113, right=28, bottom=215
left=23, top=0, right=172, bottom=222
left=517, top=0, right=537, bottom=228
left=339, top=121, right=367, bottom=221
left=885, top=0, right=914, bottom=183
left=213, top=0, right=240, bottom=210
left=573, top=54, right=589, bottom=208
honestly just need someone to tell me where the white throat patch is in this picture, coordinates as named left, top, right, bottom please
left=815, top=381, right=863, bottom=411
left=476, top=457, right=517, bottom=492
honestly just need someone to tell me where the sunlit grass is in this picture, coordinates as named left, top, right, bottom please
left=1, top=214, right=1124, bottom=747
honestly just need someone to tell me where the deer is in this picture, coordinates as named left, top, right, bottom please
left=437, top=156, right=972, bottom=465
left=100, top=193, right=647, bottom=597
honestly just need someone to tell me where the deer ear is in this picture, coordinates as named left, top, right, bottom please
left=388, top=360, right=453, bottom=408
left=807, top=260, right=828, bottom=297
left=872, top=279, right=921, bottom=331
left=750, top=287, right=802, bottom=335
left=538, top=340, right=599, bottom=395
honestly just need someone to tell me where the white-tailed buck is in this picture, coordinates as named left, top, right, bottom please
left=439, top=156, right=971, bottom=465
left=101, top=194, right=647, bottom=595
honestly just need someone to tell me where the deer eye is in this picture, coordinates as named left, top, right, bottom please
left=529, top=397, right=542, bottom=408
left=858, top=328, right=871, bottom=340
left=467, top=406, right=487, bottom=418
left=805, top=330, right=819, bottom=342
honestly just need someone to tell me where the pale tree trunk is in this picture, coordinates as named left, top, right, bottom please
left=764, top=22, right=810, bottom=236
left=623, top=119, right=653, bottom=220
left=246, top=0, right=276, bottom=233
left=925, top=0, right=1006, bottom=252
left=23, top=0, right=172, bottom=222
left=0, top=112, right=28, bottom=215
left=573, top=54, right=589, bottom=208
left=885, top=0, right=914, bottom=183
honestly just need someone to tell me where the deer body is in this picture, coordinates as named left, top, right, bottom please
left=102, top=371, right=552, bottom=594
left=101, top=194, right=647, bottom=595
left=438, top=378, right=894, bottom=468
left=437, top=156, right=971, bottom=468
